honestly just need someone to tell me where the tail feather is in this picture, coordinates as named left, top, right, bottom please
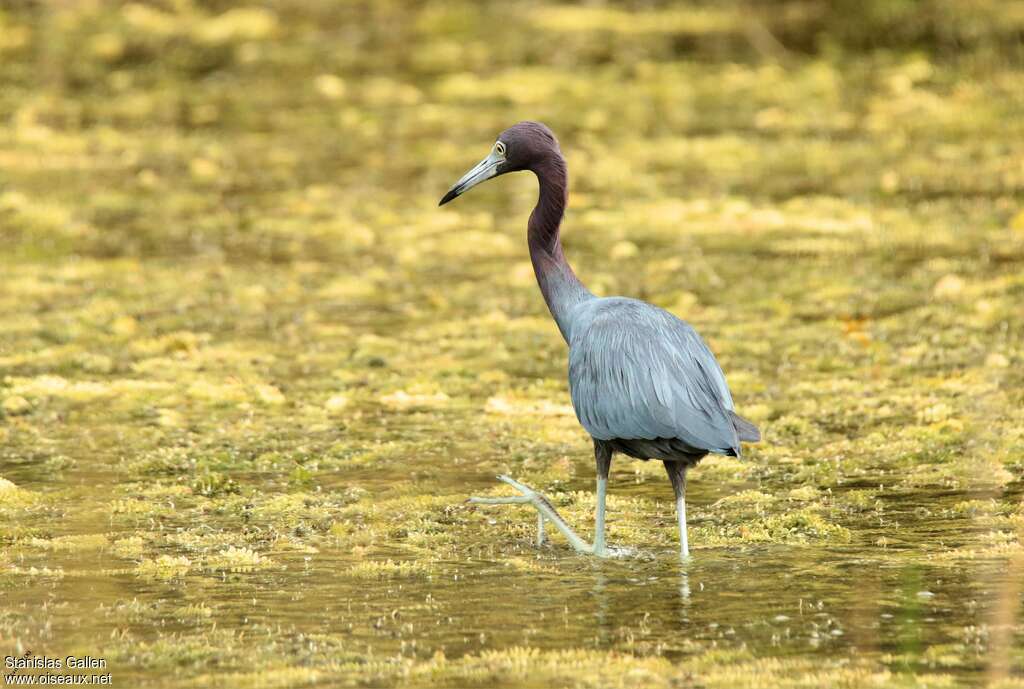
left=730, top=411, right=761, bottom=443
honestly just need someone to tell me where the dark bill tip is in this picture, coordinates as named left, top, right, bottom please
left=438, top=187, right=460, bottom=206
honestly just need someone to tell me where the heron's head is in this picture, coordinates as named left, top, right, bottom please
left=439, top=121, right=561, bottom=206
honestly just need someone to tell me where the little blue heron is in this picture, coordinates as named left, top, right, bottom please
left=440, top=122, right=760, bottom=558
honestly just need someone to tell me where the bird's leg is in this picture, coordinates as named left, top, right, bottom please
left=468, top=475, right=592, bottom=554
left=593, top=443, right=612, bottom=557
left=593, top=475, right=607, bottom=555
left=664, top=460, right=691, bottom=559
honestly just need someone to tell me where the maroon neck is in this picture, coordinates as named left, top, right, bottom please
left=527, top=155, right=592, bottom=342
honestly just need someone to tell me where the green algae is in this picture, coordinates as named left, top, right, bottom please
left=136, top=555, right=194, bottom=581
left=344, top=559, right=432, bottom=580
left=0, top=477, right=39, bottom=509
left=206, top=546, right=270, bottom=573
left=1, top=1, right=1024, bottom=687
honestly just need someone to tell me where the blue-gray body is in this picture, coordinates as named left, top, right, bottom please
left=565, top=296, right=757, bottom=466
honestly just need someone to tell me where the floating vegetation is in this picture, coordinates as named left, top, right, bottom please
left=25, top=534, right=110, bottom=552
left=111, top=536, right=146, bottom=559
left=136, top=555, right=193, bottom=580
left=344, top=559, right=432, bottom=580
left=206, top=546, right=269, bottom=573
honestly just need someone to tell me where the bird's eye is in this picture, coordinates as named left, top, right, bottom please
left=495, top=141, right=506, bottom=157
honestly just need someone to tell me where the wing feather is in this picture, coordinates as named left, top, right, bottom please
left=568, top=298, right=740, bottom=456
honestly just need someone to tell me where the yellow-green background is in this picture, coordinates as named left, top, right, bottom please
left=1, top=1, right=1023, bottom=687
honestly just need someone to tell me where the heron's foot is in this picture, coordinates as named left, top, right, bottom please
left=469, top=475, right=612, bottom=557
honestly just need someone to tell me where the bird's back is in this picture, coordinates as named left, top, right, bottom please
left=566, top=297, right=758, bottom=459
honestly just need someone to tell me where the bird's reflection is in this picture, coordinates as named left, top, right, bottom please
left=591, top=571, right=610, bottom=644
left=679, top=568, right=692, bottom=608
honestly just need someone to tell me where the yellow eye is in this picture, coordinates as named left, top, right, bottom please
left=495, top=141, right=506, bottom=156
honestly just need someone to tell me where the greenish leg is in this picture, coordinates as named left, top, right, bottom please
left=677, top=490, right=689, bottom=558
left=593, top=441, right=612, bottom=557
left=593, top=475, right=608, bottom=557
left=468, top=443, right=617, bottom=557
left=664, top=460, right=691, bottom=560
left=468, top=475, right=592, bottom=555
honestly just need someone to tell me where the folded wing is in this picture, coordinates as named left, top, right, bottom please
left=568, top=299, right=742, bottom=456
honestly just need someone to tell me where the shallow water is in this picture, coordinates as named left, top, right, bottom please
left=2, top=1, right=1023, bottom=687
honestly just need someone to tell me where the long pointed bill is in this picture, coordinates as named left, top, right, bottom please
left=439, top=150, right=502, bottom=205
